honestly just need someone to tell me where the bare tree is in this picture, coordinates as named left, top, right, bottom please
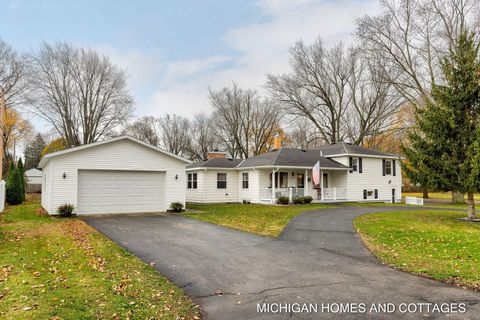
left=28, top=42, right=134, bottom=147
left=157, top=113, right=191, bottom=156
left=210, top=84, right=281, bottom=158
left=122, top=116, right=160, bottom=146
left=285, top=118, right=325, bottom=149
left=0, top=38, right=27, bottom=107
left=187, top=112, right=219, bottom=161
left=356, top=0, right=480, bottom=105
left=267, top=39, right=401, bottom=145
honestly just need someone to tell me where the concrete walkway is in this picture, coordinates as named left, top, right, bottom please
left=85, top=206, right=480, bottom=319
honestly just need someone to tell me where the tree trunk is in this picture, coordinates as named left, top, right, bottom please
left=451, top=191, right=465, bottom=204
left=467, top=192, right=476, bottom=219
left=422, top=187, right=429, bottom=199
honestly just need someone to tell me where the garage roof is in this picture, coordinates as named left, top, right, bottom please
left=38, top=135, right=191, bottom=168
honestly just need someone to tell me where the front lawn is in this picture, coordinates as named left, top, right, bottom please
left=354, top=210, right=480, bottom=290
left=0, top=195, right=201, bottom=320
left=185, top=203, right=332, bottom=237
left=403, top=191, right=480, bottom=201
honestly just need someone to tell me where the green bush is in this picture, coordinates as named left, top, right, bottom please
left=57, top=204, right=75, bottom=217
left=276, top=196, right=290, bottom=205
left=292, top=197, right=304, bottom=204
left=303, top=196, right=313, bottom=204
left=170, top=202, right=184, bottom=212
left=17, top=158, right=25, bottom=201
left=6, top=164, right=23, bottom=205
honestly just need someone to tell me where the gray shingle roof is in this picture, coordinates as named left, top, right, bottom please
left=316, top=142, right=400, bottom=157
left=186, top=158, right=244, bottom=169
left=186, top=143, right=400, bottom=170
left=237, top=148, right=348, bottom=169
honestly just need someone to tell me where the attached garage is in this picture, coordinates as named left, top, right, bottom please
left=39, top=136, right=190, bottom=215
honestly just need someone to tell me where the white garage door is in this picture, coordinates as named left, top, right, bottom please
left=78, top=170, right=165, bottom=214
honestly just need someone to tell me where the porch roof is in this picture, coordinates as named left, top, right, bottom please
left=237, top=148, right=348, bottom=169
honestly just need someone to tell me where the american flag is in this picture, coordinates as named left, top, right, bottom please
left=312, top=160, right=320, bottom=186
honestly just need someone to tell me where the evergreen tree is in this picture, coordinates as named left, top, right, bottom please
left=24, top=133, right=46, bottom=170
left=402, top=31, right=480, bottom=219
left=17, top=157, right=25, bottom=202
left=6, top=163, right=23, bottom=205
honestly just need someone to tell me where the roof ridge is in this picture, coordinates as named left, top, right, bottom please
left=272, top=148, right=284, bottom=166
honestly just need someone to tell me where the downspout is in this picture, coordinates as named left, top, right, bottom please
left=202, top=168, right=207, bottom=203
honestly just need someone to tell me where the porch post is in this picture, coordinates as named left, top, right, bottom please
left=320, top=169, right=323, bottom=200
left=272, top=169, right=276, bottom=204
left=334, top=187, right=337, bottom=200
left=304, top=169, right=308, bottom=197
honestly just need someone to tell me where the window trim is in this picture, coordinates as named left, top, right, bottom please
left=242, top=172, right=249, bottom=189
left=217, top=173, right=227, bottom=189
left=385, top=159, right=393, bottom=175
left=187, top=173, right=197, bottom=189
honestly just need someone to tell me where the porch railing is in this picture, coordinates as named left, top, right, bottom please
left=259, top=187, right=347, bottom=203
left=321, top=187, right=347, bottom=200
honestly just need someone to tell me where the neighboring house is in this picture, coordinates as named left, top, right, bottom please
left=25, top=168, right=42, bottom=193
left=186, top=142, right=402, bottom=204
left=39, top=135, right=190, bottom=215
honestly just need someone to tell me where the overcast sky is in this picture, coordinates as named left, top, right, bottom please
left=1, top=0, right=380, bottom=132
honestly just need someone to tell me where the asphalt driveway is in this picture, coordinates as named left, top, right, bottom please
left=84, top=206, right=480, bottom=319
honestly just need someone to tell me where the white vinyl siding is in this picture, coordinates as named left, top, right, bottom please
left=41, top=139, right=187, bottom=214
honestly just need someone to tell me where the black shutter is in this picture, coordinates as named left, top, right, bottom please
left=359, top=158, right=363, bottom=173
left=393, top=160, right=396, bottom=176
left=363, top=189, right=367, bottom=199
left=382, top=159, right=386, bottom=176
left=349, top=157, right=353, bottom=173
left=374, top=189, right=378, bottom=199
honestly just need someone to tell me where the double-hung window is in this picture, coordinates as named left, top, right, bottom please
left=242, top=173, right=249, bottom=189
left=187, top=173, right=197, bottom=189
left=217, top=173, right=227, bottom=189
left=385, top=160, right=392, bottom=175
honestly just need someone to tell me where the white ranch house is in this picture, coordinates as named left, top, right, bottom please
left=186, top=143, right=402, bottom=204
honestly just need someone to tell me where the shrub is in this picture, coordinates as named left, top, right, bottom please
left=6, top=165, right=23, bottom=205
left=292, top=197, right=304, bottom=204
left=17, top=158, right=25, bottom=201
left=170, top=202, right=184, bottom=212
left=57, top=204, right=75, bottom=217
left=277, top=196, right=290, bottom=205
left=303, top=196, right=313, bottom=204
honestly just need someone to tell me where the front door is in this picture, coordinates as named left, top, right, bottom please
left=322, top=173, right=328, bottom=188
left=297, top=173, right=305, bottom=188
left=392, top=188, right=396, bottom=203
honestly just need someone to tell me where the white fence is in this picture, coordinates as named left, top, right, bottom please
left=405, top=196, right=424, bottom=205
left=0, top=180, right=5, bottom=212
left=26, top=183, right=42, bottom=193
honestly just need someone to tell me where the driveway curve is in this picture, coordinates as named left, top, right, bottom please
left=84, top=206, right=480, bottom=319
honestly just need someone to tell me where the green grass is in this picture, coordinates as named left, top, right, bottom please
left=0, top=195, right=201, bottom=320
left=184, top=203, right=332, bottom=237
left=354, top=210, right=480, bottom=290
left=403, top=191, right=480, bottom=201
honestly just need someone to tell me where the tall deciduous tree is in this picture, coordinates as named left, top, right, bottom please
left=122, top=116, right=160, bottom=146
left=402, top=32, right=480, bottom=219
left=210, top=84, right=281, bottom=158
left=266, top=39, right=400, bottom=145
left=0, top=38, right=27, bottom=107
left=187, top=112, right=219, bottom=161
left=24, top=133, right=46, bottom=170
left=28, top=42, right=134, bottom=147
left=157, top=114, right=191, bottom=156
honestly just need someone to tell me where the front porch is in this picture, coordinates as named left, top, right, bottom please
left=257, top=168, right=348, bottom=204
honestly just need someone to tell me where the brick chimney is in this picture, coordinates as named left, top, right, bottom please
left=273, top=134, right=282, bottom=150
left=207, top=151, right=227, bottom=159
